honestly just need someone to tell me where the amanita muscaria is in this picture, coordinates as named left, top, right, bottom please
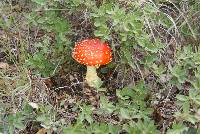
left=72, top=38, right=112, bottom=88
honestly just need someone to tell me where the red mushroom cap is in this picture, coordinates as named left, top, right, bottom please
left=72, top=38, right=112, bottom=67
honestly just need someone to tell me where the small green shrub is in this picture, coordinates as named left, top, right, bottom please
left=1, top=0, right=200, bottom=133
left=26, top=0, right=72, bottom=77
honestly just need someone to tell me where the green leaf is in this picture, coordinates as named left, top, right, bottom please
left=108, top=124, right=121, bottom=134
left=72, top=0, right=83, bottom=6
left=141, top=53, right=158, bottom=68
left=79, top=104, right=93, bottom=124
left=62, top=122, right=86, bottom=134
left=191, top=78, right=200, bottom=90
left=31, top=0, right=47, bottom=5
left=121, top=45, right=136, bottom=69
left=94, top=18, right=107, bottom=27
left=89, top=123, right=121, bottom=134
left=36, top=114, right=50, bottom=126
left=184, top=128, right=197, bottom=134
left=7, top=112, right=26, bottom=131
left=124, top=120, right=159, bottom=134
left=152, top=63, right=166, bottom=76
left=120, top=108, right=130, bottom=119
left=167, top=123, right=188, bottom=134
left=170, top=64, right=187, bottom=83
left=54, top=18, right=70, bottom=33
left=137, top=36, right=163, bottom=53
left=94, top=25, right=110, bottom=40
left=14, top=121, right=25, bottom=129
left=189, top=89, right=200, bottom=105
left=185, top=114, right=198, bottom=124
left=116, top=87, right=135, bottom=100
left=89, top=123, right=109, bottom=134
left=182, top=101, right=190, bottom=113
left=8, top=126, right=14, bottom=134
left=99, top=96, right=116, bottom=114
left=176, top=95, right=189, bottom=102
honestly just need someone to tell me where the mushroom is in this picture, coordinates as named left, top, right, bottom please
left=72, top=38, right=112, bottom=88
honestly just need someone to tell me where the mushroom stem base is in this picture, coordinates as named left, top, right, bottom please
left=86, top=66, right=102, bottom=88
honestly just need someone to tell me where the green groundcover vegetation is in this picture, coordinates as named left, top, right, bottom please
left=0, top=0, right=200, bottom=134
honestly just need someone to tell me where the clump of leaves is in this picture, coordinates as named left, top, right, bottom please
left=26, top=0, right=72, bottom=77
left=0, top=102, right=35, bottom=134
left=1, top=0, right=200, bottom=134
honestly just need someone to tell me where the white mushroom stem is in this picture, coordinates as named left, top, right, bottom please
left=85, top=66, right=103, bottom=88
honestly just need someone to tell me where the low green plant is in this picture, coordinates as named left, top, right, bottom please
left=1, top=0, right=200, bottom=133
left=26, top=0, right=72, bottom=77
left=0, top=102, right=34, bottom=134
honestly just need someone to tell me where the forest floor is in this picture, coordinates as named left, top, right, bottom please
left=1, top=0, right=200, bottom=134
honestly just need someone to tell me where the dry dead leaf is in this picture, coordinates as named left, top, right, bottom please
left=0, top=62, right=9, bottom=69
left=36, top=128, right=47, bottom=134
